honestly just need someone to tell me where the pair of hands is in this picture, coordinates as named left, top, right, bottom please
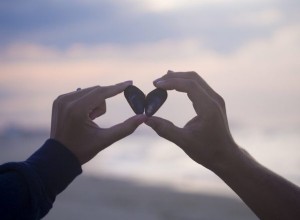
left=50, top=71, right=300, bottom=220
left=50, top=71, right=238, bottom=171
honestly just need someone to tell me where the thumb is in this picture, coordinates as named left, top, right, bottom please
left=102, top=114, right=147, bottom=146
left=145, top=116, right=183, bottom=146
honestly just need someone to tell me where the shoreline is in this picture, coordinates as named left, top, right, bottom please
left=44, top=174, right=257, bottom=220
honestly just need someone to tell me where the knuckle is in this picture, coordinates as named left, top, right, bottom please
left=66, top=101, right=85, bottom=120
left=210, top=92, right=226, bottom=110
left=187, top=71, right=198, bottom=78
left=65, top=103, right=77, bottom=118
left=53, top=95, right=65, bottom=107
left=52, top=98, right=59, bottom=107
left=217, top=95, right=226, bottom=109
left=54, top=94, right=63, bottom=102
left=90, top=85, right=101, bottom=93
left=187, top=79, right=198, bottom=90
left=206, top=101, right=225, bottom=123
left=183, top=71, right=199, bottom=81
left=167, top=71, right=175, bottom=76
left=94, top=85, right=102, bottom=93
left=94, top=86, right=105, bottom=99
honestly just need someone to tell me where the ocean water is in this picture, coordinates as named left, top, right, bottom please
left=1, top=125, right=299, bottom=198
left=84, top=127, right=300, bottom=196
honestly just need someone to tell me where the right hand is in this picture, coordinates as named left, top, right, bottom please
left=145, top=71, right=239, bottom=170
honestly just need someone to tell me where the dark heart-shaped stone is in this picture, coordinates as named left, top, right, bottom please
left=145, top=88, right=168, bottom=116
left=124, top=85, right=168, bottom=116
left=124, top=85, right=145, bottom=114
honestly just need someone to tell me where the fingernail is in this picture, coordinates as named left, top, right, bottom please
left=135, top=114, right=147, bottom=124
left=153, top=78, right=161, bottom=84
left=153, top=78, right=165, bottom=86
left=124, top=80, right=133, bottom=85
left=155, top=80, right=165, bottom=86
left=115, top=80, right=132, bottom=87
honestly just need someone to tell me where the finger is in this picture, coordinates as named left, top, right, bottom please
left=101, top=80, right=133, bottom=99
left=145, top=116, right=184, bottom=146
left=158, top=70, right=215, bottom=94
left=154, top=78, right=211, bottom=114
left=89, top=104, right=106, bottom=120
left=155, top=71, right=223, bottom=106
left=55, top=86, right=99, bottom=104
left=77, top=80, right=132, bottom=110
left=100, top=114, right=147, bottom=147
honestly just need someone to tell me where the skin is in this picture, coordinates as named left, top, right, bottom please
left=145, top=71, right=300, bottom=220
left=50, top=81, right=147, bottom=165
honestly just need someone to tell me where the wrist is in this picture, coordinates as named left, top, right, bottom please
left=209, top=142, right=250, bottom=176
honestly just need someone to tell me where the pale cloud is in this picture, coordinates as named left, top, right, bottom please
left=1, top=0, right=297, bottom=54
left=231, top=9, right=283, bottom=27
left=0, top=25, right=299, bottom=129
left=140, top=0, right=273, bottom=11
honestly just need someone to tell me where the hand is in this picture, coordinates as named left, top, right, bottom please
left=50, top=81, right=146, bottom=165
left=146, top=71, right=300, bottom=220
left=145, top=71, right=239, bottom=170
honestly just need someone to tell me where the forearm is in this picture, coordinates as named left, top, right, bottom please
left=0, top=171, right=33, bottom=219
left=0, top=139, right=82, bottom=219
left=211, top=146, right=300, bottom=219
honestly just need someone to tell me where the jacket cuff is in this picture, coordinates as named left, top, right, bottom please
left=26, top=139, right=82, bottom=198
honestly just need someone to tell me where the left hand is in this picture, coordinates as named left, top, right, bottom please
left=50, top=81, right=146, bottom=165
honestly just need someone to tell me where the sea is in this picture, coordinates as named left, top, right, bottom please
left=0, top=123, right=299, bottom=198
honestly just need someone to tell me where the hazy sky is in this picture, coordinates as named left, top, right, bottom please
left=1, top=0, right=298, bottom=51
left=0, top=0, right=299, bottom=132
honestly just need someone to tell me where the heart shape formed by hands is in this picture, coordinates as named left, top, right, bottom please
left=124, top=85, right=168, bottom=116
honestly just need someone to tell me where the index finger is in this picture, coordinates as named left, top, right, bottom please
left=101, top=80, right=133, bottom=99
left=156, top=71, right=222, bottom=103
left=155, top=78, right=206, bottom=102
left=54, top=86, right=99, bottom=104
left=77, top=80, right=132, bottom=109
left=155, top=78, right=211, bottom=115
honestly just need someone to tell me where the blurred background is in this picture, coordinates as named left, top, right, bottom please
left=0, top=0, right=299, bottom=219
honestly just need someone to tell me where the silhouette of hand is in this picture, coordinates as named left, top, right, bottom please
left=145, top=71, right=238, bottom=170
left=50, top=82, right=146, bottom=165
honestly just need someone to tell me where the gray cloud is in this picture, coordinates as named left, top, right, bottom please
left=0, top=0, right=298, bottom=53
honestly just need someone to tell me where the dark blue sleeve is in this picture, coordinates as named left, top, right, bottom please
left=0, top=139, right=82, bottom=220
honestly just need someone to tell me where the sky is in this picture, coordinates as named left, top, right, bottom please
left=0, top=0, right=300, bottom=197
left=0, top=0, right=300, bottom=132
left=1, top=0, right=298, bottom=51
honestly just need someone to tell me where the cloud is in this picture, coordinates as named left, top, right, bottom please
left=0, top=0, right=298, bottom=53
left=231, top=9, right=283, bottom=27
left=0, top=24, right=299, bottom=129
